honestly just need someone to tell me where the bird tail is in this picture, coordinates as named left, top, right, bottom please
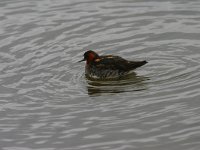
left=129, top=60, right=148, bottom=70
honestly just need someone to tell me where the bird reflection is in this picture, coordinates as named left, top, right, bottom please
left=85, top=72, right=149, bottom=96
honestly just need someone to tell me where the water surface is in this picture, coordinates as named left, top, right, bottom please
left=0, top=0, right=200, bottom=149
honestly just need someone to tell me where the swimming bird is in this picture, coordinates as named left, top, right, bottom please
left=79, top=50, right=147, bottom=79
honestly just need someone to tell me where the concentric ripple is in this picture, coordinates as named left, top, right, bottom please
left=0, top=0, right=200, bottom=150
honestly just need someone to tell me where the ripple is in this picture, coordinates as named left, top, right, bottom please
left=1, top=0, right=200, bottom=150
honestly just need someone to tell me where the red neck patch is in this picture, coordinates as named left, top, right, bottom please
left=87, top=53, right=96, bottom=64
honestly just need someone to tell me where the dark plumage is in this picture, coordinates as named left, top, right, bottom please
left=79, top=50, right=147, bottom=79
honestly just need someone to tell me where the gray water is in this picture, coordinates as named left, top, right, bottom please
left=0, top=0, right=200, bottom=150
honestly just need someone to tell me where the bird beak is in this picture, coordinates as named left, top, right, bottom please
left=78, top=58, right=85, bottom=62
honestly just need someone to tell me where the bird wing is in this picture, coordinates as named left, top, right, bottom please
left=94, top=55, right=130, bottom=71
left=94, top=55, right=147, bottom=71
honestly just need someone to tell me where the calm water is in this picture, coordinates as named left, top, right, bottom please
left=0, top=0, right=200, bottom=149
